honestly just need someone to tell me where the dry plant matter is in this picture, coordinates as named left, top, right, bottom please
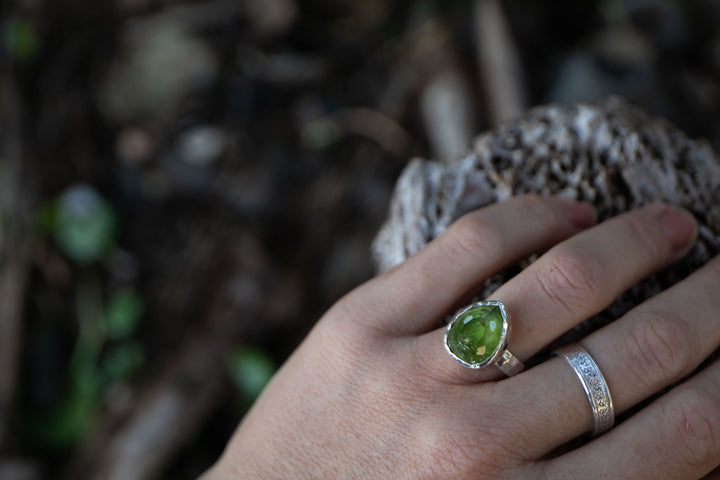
left=374, top=97, right=720, bottom=339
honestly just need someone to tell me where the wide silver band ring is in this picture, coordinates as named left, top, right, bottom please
left=444, top=301, right=525, bottom=377
left=554, top=343, right=614, bottom=436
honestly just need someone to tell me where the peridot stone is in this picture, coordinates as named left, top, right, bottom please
left=445, top=303, right=505, bottom=366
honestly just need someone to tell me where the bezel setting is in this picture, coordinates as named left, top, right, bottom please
left=443, top=300, right=510, bottom=369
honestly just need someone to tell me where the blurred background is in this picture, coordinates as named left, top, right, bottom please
left=2, top=0, right=720, bottom=478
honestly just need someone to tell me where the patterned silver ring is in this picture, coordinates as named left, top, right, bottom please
left=553, top=343, right=614, bottom=436
left=444, top=301, right=525, bottom=377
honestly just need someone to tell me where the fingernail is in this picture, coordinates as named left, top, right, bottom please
left=659, top=207, right=697, bottom=251
left=558, top=199, right=597, bottom=229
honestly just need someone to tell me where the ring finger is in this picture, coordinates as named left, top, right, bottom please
left=544, top=349, right=720, bottom=479
left=505, top=254, right=720, bottom=459
left=419, top=203, right=698, bottom=383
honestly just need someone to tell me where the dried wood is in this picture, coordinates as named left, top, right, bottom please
left=374, top=97, right=720, bottom=338
left=473, top=0, right=527, bottom=125
left=420, top=68, right=477, bottom=164
left=378, top=19, right=477, bottom=164
left=333, top=107, right=415, bottom=159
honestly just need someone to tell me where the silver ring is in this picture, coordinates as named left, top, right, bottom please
left=553, top=343, right=614, bottom=436
left=444, top=301, right=525, bottom=376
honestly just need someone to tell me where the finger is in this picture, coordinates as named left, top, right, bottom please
left=506, top=255, right=720, bottom=457
left=341, top=195, right=595, bottom=336
left=542, top=356, right=720, bottom=480
left=492, top=203, right=698, bottom=361
left=418, top=204, right=698, bottom=383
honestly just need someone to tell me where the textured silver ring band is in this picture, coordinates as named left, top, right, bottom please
left=553, top=343, right=614, bottom=436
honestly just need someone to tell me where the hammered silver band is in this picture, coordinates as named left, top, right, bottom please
left=554, top=343, right=614, bottom=436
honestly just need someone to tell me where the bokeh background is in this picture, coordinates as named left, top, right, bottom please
left=2, top=0, right=720, bottom=478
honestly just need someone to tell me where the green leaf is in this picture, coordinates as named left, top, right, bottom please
left=32, top=361, right=102, bottom=448
left=101, top=341, right=145, bottom=381
left=73, top=279, right=107, bottom=366
left=54, top=185, right=116, bottom=264
left=301, top=118, right=342, bottom=151
left=227, top=348, right=275, bottom=406
left=105, top=288, right=144, bottom=340
left=33, top=199, right=58, bottom=237
left=3, top=17, right=40, bottom=62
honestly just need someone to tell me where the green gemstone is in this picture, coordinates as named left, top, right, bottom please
left=446, top=303, right=505, bottom=365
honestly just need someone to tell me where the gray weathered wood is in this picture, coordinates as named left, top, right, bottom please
left=374, top=97, right=720, bottom=336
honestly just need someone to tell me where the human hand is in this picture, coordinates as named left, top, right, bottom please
left=204, top=195, right=720, bottom=479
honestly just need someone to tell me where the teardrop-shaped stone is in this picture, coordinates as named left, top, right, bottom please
left=446, top=303, right=505, bottom=365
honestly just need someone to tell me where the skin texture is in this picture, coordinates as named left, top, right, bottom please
left=203, top=195, right=720, bottom=479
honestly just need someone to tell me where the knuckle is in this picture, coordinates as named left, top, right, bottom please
left=665, top=389, right=720, bottom=468
left=421, top=429, right=493, bottom=478
left=619, top=310, right=693, bottom=387
left=617, top=213, right=666, bottom=261
left=444, top=214, right=502, bottom=262
left=534, top=247, right=604, bottom=316
left=420, top=392, right=526, bottom=478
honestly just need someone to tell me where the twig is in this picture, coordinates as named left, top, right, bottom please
left=392, top=20, right=478, bottom=164
left=473, top=0, right=526, bottom=125
left=420, top=67, right=477, bottom=164
left=333, top=107, right=415, bottom=158
left=0, top=76, right=31, bottom=448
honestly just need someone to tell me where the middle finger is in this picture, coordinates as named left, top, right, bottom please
left=420, top=204, right=697, bottom=383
